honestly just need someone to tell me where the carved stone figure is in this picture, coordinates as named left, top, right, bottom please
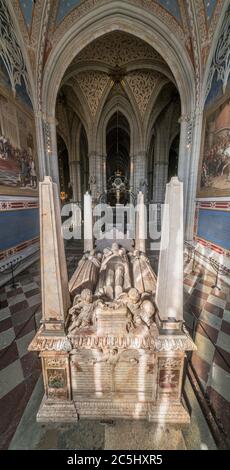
left=96, top=242, right=131, bottom=300
left=68, top=288, right=95, bottom=331
left=69, top=249, right=102, bottom=296
left=118, top=287, right=156, bottom=331
left=129, top=250, right=157, bottom=294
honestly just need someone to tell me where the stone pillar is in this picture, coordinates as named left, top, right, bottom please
left=102, top=154, right=107, bottom=193
left=152, top=124, right=170, bottom=204
left=153, top=162, right=169, bottom=203
left=88, top=152, right=103, bottom=201
left=130, top=154, right=134, bottom=193
left=35, top=112, right=48, bottom=180
left=84, top=191, right=93, bottom=252
left=39, top=176, right=70, bottom=332
left=45, top=118, right=60, bottom=187
left=156, top=177, right=183, bottom=325
left=178, top=111, right=203, bottom=241
left=69, top=160, right=81, bottom=202
left=133, top=152, right=146, bottom=194
left=135, top=191, right=146, bottom=253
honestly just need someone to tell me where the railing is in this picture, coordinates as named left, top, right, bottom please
left=184, top=242, right=230, bottom=291
left=0, top=248, right=40, bottom=293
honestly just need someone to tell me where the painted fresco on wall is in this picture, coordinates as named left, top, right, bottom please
left=198, top=95, right=230, bottom=197
left=0, top=90, right=38, bottom=196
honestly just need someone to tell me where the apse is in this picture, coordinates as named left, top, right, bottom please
left=106, top=112, right=130, bottom=180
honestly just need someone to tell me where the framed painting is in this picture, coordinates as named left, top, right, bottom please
left=197, top=92, right=230, bottom=197
left=0, top=85, right=39, bottom=197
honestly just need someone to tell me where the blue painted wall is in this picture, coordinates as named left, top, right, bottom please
left=0, top=209, right=39, bottom=252
left=197, top=209, right=230, bottom=251
left=204, top=0, right=217, bottom=21
left=205, top=71, right=230, bottom=108
left=19, top=0, right=34, bottom=29
left=0, top=57, right=32, bottom=108
left=56, top=0, right=182, bottom=24
left=157, top=1, right=181, bottom=22
left=56, top=0, right=81, bottom=24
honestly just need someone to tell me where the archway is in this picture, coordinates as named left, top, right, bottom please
left=80, top=125, right=89, bottom=198
left=57, top=134, right=70, bottom=202
left=40, top=3, right=199, bottom=238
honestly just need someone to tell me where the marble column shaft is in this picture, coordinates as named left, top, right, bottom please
left=156, top=177, right=183, bottom=322
left=70, top=160, right=81, bottom=202
left=40, top=176, right=70, bottom=329
left=135, top=191, right=146, bottom=253
left=84, top=191, right=94, bottom=252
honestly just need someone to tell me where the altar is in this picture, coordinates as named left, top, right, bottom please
left=29, top=177, right=195, bottom=423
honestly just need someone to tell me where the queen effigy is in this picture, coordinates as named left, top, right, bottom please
left=29, top=176, right=196, bottom=423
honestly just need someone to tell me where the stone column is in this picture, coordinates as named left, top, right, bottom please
left=88, top=151, right=104, bottom=201
left=39, top=176, right=70, bottom=332
left=133, top=152, right=147, bottom=194
left=177, top=111, right=203, bottom=241
left=102, top=154, right=107, bottom=193
left=69, top=160, right=81, bottom=202
left=152, top=123, right=170, bottom=204
left=153, top=162, right=169, bottom=203
left=45, top=118, right=60, bottom=187
left=130, top=154, right=134, bottom=193
left=135, top=191, right=146, bottom=253
left=35, top=112, right=48, bottom=180
left=84, top=191, right=93, bottom=252
left=156, top=177, right=183, bottom=325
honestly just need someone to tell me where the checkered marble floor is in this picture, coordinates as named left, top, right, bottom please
left=184, top=257, right=230, bottom=439
left=0, top=241, right=82, bottom=449
left=0, top=262, right=41, bottom=449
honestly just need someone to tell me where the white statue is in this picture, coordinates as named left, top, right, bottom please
left=118, top=287, right=155, bottom=331
left=69, top=249, right=102, bottom=296
left=68, top=288, right=95, bottom=331
left=95, top=242, right=131, bottom=300
left=129, top=249, right=157, bottom=294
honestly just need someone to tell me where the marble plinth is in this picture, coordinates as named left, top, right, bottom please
left=29, top=315, right=195, bottom=423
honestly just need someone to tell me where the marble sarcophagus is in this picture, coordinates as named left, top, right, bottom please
left=29, top=177, right=196, bottom=423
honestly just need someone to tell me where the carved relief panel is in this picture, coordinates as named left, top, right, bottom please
left=156, top=354, right=184, bottom=401
left=71, top=349, right=157, bottom=401
left=42, top=354, right=71, bottom=400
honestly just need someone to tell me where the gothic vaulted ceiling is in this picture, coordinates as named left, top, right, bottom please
left=13, top=0, right=223, bottom=68
left=60, top=31, right=173, bottom=122
left=1, top=0, right=226, bottom=110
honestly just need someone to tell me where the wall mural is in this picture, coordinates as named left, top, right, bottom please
left=198, top=95, right=230, bottom=197
left=0, top=90, right=38, bottom=195
left=0, top=1, right=37, bottom=196
left=205, top=5, right=230, bottom=107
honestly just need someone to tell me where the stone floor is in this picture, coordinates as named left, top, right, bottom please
left=0, top=241, right=82, bottom=449
left=9, top=376, right=216, bottom=450
left=184, top=256, right=230, bottom=439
